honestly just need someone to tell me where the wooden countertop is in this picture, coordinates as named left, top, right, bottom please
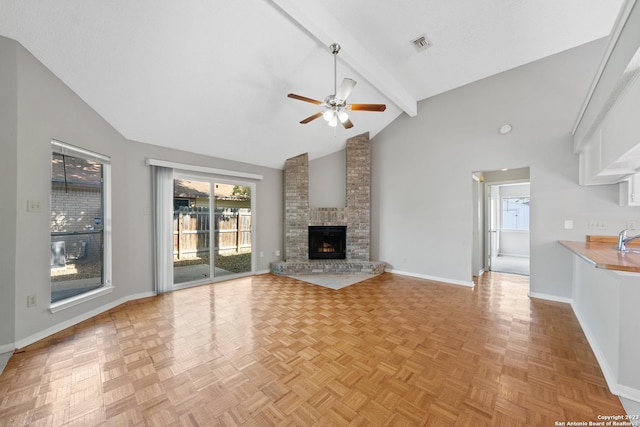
left=559, top=238, right=640, bottom=273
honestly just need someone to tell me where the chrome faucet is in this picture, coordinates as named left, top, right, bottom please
left=617, top=229, right=640, bottom=252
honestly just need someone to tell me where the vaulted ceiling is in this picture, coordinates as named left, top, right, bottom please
left=0, top=0, right=624, bottom=168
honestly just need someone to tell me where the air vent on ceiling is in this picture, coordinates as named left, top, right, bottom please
left=411, top=35, right=432, bottom=52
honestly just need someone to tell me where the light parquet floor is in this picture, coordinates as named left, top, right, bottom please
left=0, top=272, right=627, bottom=426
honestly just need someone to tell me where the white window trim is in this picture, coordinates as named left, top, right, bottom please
left=49, top=285, right=113, bottom=313
left=50, top=141, right=113, bottom=312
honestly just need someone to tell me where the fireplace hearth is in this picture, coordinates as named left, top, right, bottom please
left=309, top=226, right=346, bottom=260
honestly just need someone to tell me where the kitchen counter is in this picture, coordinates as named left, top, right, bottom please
left=559, top=239, right=640, bottom=273
left=559, top=236, right=640, bottom=399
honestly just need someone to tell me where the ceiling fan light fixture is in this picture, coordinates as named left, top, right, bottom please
left=287, top=43, right=386, bottom=129
left=323, top=110, right=335, bottom=122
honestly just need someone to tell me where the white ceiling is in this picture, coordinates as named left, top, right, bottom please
left=0, top=0, right=624, bottom=169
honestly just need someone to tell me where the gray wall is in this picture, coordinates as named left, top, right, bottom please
left=309, top=150, right=346, bottom=209
left=2, top=36, right=282, bottom=349
left=0, top=37, right=17, bottom=351
left=371, top=39, right=640, bottom=298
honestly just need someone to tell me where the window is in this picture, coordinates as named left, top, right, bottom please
left=501, top=197, right=529, bottom=230
left=50, top=141, right=111, bottom=307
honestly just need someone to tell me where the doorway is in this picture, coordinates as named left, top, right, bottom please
left=172, top=174, right=254, bottom=288
left=488, top=182, right=530, bottom=275
left=472, top=167, right=530, bottom=278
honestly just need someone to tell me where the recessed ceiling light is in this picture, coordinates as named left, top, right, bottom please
left=499, top=124, right=512, bottom=134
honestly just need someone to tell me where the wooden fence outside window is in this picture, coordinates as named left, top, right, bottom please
left=173, top=208, right=251, bottom=259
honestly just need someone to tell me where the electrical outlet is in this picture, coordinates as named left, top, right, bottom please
left=27, top=294, right=36, bottom=308
left=627, top=221, right=637, bottom=230
left=275, top=250, right=281, bottom=257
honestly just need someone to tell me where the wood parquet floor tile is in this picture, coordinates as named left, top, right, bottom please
left=0, top=272, right=628, bottom=426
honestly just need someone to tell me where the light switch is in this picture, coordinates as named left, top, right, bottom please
left=27, top=200, right=41, bottom=213
left=564, top=220, right=573, bottom=230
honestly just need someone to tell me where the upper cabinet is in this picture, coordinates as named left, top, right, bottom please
left=574, top=0, right=640, bottom=186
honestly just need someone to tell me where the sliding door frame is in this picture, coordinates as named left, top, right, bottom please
left=172, top=170, right=257, bottom=291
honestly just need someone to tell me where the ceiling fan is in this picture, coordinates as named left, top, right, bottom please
left=288, top=43, right=386, bottom=129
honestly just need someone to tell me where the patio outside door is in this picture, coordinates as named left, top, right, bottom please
left=173, top=176, right=253, bottom=287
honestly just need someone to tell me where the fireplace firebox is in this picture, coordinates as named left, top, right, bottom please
left=308, top=226, right=346, bottom=260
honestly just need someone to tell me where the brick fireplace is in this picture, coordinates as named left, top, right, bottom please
left=271, top=132, right=385, bottom=275
left=308, top=226, right=346, bottom=260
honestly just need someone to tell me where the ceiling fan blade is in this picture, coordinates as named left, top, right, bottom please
left=287, top=93, right=323, bottom=105
left=347, top=103, right=387, bottom=112
left=341, top=118, right=354, bottom=129
left=335, top=78, right=356, bottom=102
left=299, top=112, right=323, bottom=124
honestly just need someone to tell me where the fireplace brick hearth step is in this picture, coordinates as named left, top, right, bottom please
left=270, top=260, right=385, bottom=275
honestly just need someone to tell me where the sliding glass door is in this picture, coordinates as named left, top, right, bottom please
left=173, top=175, right=253, bottom=287
left=173, top=178, right=211, bottom=285
left=212, top=182, right=252, bottom=278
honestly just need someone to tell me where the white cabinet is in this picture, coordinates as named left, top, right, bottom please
left=620, top=173, right=640, bottom=206
left=573, top=0, right=640, bottom=186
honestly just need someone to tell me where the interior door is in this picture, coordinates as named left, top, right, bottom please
left=488, top=184, right=500, bottom=270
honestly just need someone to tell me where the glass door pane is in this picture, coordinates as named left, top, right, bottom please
left=213, top=183, right=252, bottom=277
left=173, top=179, right=211, bottom=285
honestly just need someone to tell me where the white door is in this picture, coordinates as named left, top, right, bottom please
left=488, top=184, right=500, bottom=270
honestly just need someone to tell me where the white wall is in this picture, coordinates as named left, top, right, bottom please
left=500, top=231, right=529, bottom=257
left=572, top=256, right=621, bottom=389
left=2, top=36, right=283, bottom=350
left=570, top=254, right=640, bottom=400
left=371, top=39, right=640, bottom=298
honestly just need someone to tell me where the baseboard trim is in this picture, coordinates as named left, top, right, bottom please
left=570, top=300, right=620, bottom=395
left=571, top=300, right=640, bottom=403
left=522, top=291, right=640, bottom=402
left=13, top=291, right=156, bottom=350
left=528, top=292, right=572, bottom=304
left=386, top=269, right=475, bottom=288
left=0, top=343, right=14, bottom=354
left=617, top=385, right=640, bottom=404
